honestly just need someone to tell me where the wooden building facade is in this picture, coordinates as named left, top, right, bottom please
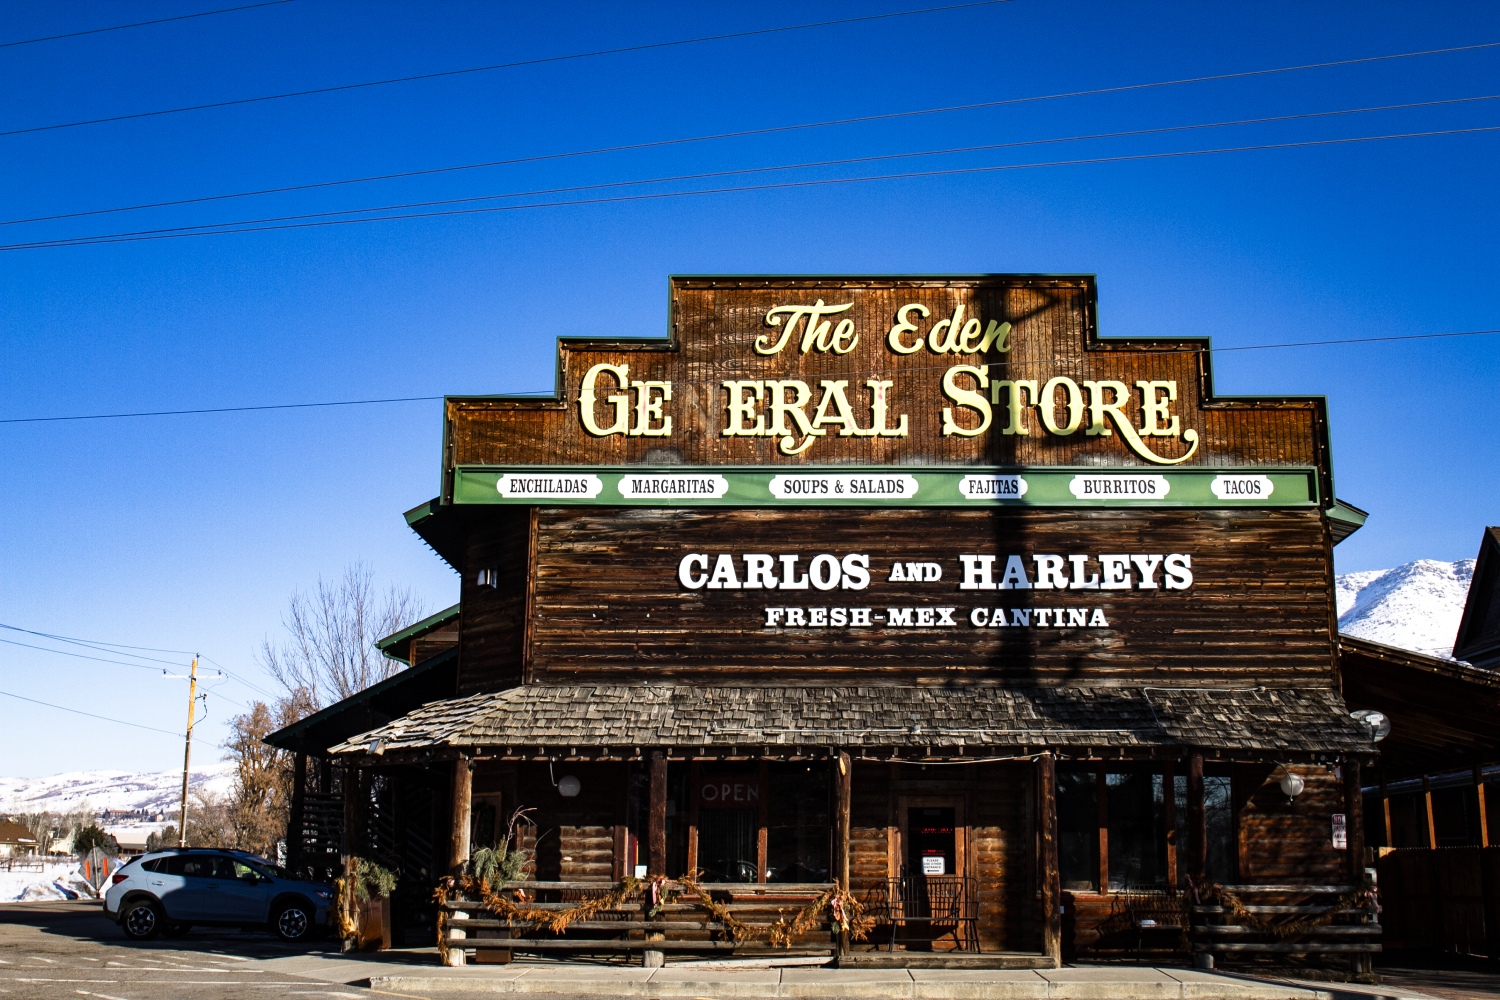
left=273, top=276, right=1379, bottom=966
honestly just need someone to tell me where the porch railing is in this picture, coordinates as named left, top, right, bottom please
left=1189, top=883, right=1381, bottom=973
left=441, top=880, right=838, bottom=962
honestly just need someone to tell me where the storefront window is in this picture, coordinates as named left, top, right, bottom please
left=766, top=764, right=830, bottom=883
left=1057, top=770, right=1097, bottom=891
left=1172, top=774, right=1236, bottom=884
left=1107, top=773, right=1165, bottom=889
left=696, top=763, right=759, bottom=882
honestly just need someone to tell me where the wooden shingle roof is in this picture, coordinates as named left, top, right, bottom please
left=328, top=683, right=1372, bottom=762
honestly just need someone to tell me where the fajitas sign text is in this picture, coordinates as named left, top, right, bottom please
left=577, top=300, right=1200, bottom=465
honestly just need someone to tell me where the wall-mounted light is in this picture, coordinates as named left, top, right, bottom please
left=368, top=738, right=385, bottom=756
left=476, top=568, right=499, bottom=588
left=1350, top=709, right=1391, bottom=742
left=1278, top=768, right=1305, bottom=803
left=558, top=775, right=582, bottom=798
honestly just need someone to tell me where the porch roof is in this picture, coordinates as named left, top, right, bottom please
left=326, top=682, right=1373, bottom=762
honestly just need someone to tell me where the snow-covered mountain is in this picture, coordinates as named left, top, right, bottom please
left=0, top=762, right=233, bottom=816
left=1337, top=559, right=1475, bottom=659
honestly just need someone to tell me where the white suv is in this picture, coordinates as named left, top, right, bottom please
left=103, top=848, right=333, bottom=942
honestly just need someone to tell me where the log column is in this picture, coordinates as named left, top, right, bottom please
left=445, top=757, right=473, bottom=968
left=1038, top=753, right=1061, bottom=967
left=1163, top=762, right=1179, bottom=892
left=1423, top=774, right=1438, bottom=848
left=1096, top=766, right=1110, bottom=893
left=1380, top=773, right=1394, bottom=848
left=834, top=751, right=852, bottom=955
left=1186, top=752, right=1210, bottom=970
left=1344, top=758, right=1366, bottom=884
left=1475, top=762, right=1491, bottom=848
left=645, top=751, right=668, bottom=969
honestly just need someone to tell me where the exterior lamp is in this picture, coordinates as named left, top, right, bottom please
left=1350, top=709, right=1391, bottom=742
left=557, top=775, right=582, bottom=798
left=368, top=738, right=385, bottom=756
left=1279, top=770, right=1305, bottom=802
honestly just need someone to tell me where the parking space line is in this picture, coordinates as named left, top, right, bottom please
left=75, top=990, right=132, bottom=1000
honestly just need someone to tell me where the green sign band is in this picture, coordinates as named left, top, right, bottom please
left=452, top=466, right=1318, bottom=508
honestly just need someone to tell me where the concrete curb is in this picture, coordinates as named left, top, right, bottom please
left=367, top=968, right=1336, bottom=999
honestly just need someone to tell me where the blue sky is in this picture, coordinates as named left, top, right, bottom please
left=1, top=0, right=1496, bottom=777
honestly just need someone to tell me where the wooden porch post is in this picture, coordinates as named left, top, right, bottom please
left=446, top=758, right=473, bottom=967
left=1344, top=758, right=1365, bottom=883
left=1423, top=774, right=1438, bottom=849
left=1475, top=762, right=1490, bottom=849
left=645, top=751, right=669, bottom=970
left=1380, top=773, right=1394, bottom=848
left=342, top=765, right=361, bottom=858
left=686, top=760, right=700, bottom=877
left=1186, top=753, right=1207, bottom=883
left=757, top=760, right=770, bottom=884
left=1163, top=762, right=1179, bottom=892
left=833, top=750, right=852, bottom=955
left=1096, top=766, right=1110, bottom=893
left=287, top=751, right=306, bottom=874
left=449, top=758, right=473, bottom=872
left=1038, top=752, right=1061, bottom=967
left=648, top=751, right=667, bottom=875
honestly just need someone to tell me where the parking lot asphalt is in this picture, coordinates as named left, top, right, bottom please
left=0, top=900, right=372, bottom=1000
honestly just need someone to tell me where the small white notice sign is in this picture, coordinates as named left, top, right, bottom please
left=921, top=855, right=947, bottom=875
left=496, top=473, right=603, bottom=499
left=1210, top=474, right=1275, bottom=500
left=959, top=474, right=1028, bottom=500
left=1068, top=474, right=1169, bottom=500
left=768, top=474, right=919, bottom=501
left=617, top=473, right=728, bottom=499
left=1332, top=813, right=1347, bottom=850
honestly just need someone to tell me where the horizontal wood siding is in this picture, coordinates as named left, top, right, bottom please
left=849, top=761, right=889, bottom=905
left=457, top=508, right=531, bottom=695
left=972, top=762, right=1034, bottom=951
left=1238, top=766, right=1345, bottom=884
left=520, top=762, right=624, bottom=883
left=521, top=506, right=1334, bottom=684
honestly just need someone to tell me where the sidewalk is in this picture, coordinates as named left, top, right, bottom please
left=334, top=962, right=1452, bottom=999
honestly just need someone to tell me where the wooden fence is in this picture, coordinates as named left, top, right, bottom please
left=1377, top=847, right=1500, bottom=959
left=443, top=880, right=837, bottom=963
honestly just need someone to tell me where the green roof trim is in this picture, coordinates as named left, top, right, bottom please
left=375, top=603, right=460, bottom=657
left=1329, top=498, right=1369, bottom=545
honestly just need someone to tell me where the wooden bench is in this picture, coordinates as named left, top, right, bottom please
left=863, top=876, right=980, bottom=953
left=1189, top=883, right=1380, bottom=973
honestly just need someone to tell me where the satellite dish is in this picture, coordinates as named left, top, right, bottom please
left=1351, top=709, right=1391, bottom=742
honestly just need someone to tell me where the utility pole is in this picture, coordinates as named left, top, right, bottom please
left=178, top=656, right=198, bottom=848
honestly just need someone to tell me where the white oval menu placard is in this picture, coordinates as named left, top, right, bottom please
left=496, top=472, right=603, bottom=499
left=1068, top=474, right=1170, bottom=500
left=617, top=473, right=729, bottom=499
left=768, top=473, right=919, bottom=501
left=1209, top=474, right=1275, bottom=501
left=959, top=474, right=1028, bottom=500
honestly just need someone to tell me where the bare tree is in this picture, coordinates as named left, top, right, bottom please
left=258, top=562, right=425, bottom=710
left=226, top=699, right=309, bottom=857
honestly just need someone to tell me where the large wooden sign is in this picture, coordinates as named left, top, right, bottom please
left=444, top=276, right=1330, bottom=503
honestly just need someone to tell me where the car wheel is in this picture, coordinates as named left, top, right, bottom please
left=162, top=923, right=191, bottom=938
left=273, top=901, right=314, bottom=942
left=121, top=900, right=163, bottom=940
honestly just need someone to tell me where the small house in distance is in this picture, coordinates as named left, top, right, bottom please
left=272, top=276, right=1380, bottom=968
left=0, top=819, right=39, bottom=857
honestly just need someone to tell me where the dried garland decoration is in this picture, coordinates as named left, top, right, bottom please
left=1198, top=879, right=1379, bottom=939
left=333, top=857, right=400, bottom=944
left=432, top=874, right=871, bottom=961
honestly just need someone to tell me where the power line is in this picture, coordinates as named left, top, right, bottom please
left=0, top=635, right=184, bottom=672
left=10, top=42, right=1500, bottom=226
left=10, top=122, right=1500, bottom=252
left=0, top=688, right=186, bottom=739
left=0, top=1, right=295, bottom=50
left=0, top=622, right=196, bottom=655
left=0, top=329, right=1495, bottom=426
left=0, top=1, right=1017, bottom=139
left=15, top=93, right=1494, bottom=243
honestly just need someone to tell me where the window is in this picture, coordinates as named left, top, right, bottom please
left=766, top=764, right=830, bottom=883
left=1171, top=774, right=1235, bottom=885
left=1107, top=773, right=1165, bottom=889
left=1057, top=771, right=1097, bottom=891
left=697, top=762, right=759, bottom=882
left=163, top=854, right=216, bottom=878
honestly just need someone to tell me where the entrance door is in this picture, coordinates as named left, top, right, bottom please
left=907, top=806, right=957, bottom=877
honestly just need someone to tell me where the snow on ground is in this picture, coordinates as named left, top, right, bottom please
left=0, top=762, right=233, bottom=816
left=1337, top=559, right=1475, bottom=659
left=0, top=861, right=90, bottom=902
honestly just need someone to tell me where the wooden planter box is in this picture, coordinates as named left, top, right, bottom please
left=356, top=896, right=391, bottom=951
